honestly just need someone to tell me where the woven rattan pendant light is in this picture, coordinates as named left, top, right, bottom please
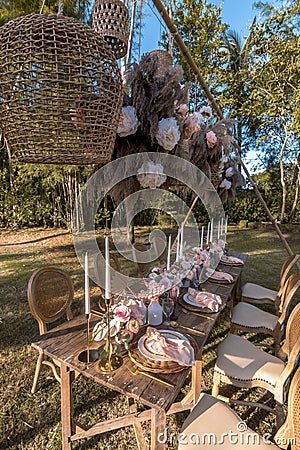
left=92, top=0, right=129, bottom=59
left=0, top=11, right=123, bottom=165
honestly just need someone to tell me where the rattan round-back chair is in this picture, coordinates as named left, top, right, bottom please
left=241, top=254, right=300, bottom=310
left=28, top=267, right=74, bottom=393
left=179, top=365, right=300, bottom=450
left=230, top=270, right=300, bottom=357
left=212, top=302, right=300, bottom=429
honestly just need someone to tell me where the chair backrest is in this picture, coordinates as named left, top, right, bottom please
left=277, top=254, right=299, bottom=299
left=278, top=271, right=300, bottom=326
left=28, top=267, right=74, bottom=335
left=132, top=242, right=151, bottom=277
left=275, top=365, right=300, bottom=450
left=282, top=301, right=300, bottom=359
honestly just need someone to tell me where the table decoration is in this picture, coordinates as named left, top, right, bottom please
left=78, top=253, right=99, bottom=364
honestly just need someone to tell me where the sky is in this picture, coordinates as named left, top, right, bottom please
left=141, top=0, right=259, bottom=54
left=140, top=0, right=261, bottom=171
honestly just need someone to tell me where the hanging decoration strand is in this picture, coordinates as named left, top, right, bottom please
left=40, top=0, right=46, bottom=14
left=152, top=0, right=298, bottom=263
left=58, top=0, right=64, bottom=15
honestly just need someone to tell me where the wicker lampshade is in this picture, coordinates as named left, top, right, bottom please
left=92, top=0, right=129, bottom=59
left=147, top=50, right=173, bottom=77
left=0, top=13, right=123, bottom=165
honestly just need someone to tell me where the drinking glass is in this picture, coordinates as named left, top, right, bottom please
left=162, top=297, right=174, bottom=326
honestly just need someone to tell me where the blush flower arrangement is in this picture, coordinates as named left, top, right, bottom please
left=92, top=297, right=145, bottom=344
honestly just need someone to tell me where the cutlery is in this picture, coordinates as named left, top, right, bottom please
left=170, top=321, right=205, bottom=335
left=181, top=308, right=214, bottom=320
left=129, top=367, right=174, bottom=387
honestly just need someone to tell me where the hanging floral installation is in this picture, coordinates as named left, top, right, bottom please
left=107, top=50, right=245, bottom=204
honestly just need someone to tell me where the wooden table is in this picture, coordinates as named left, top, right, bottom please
left=31, top=253, right=247, bottom=450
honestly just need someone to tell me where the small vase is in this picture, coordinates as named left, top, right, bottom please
left=115, top=332, right=134, bottom=350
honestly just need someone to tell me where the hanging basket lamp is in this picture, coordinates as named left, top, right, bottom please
left=147, top=49, right=173, bottom=77
left=0, top=13, right=123, bottom=165
left=92, top=0, right=129, bottom=60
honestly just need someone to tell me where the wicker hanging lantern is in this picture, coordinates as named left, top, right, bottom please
left=147, top=50, right=173, bottom=77
left=0, top=13, right=123, bottom=165
left=92, top=0, right=129, bottom=60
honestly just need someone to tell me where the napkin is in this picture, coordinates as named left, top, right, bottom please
left=188, top=288, right=222, bottom=312
left=145, top=327, right=195, bottom=366
left=206, top=268, right=233, bottom=282
left=221, top=255, right=244, bottom=265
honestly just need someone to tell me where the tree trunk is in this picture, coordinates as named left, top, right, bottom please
left=279, top=132, right=289, bottom=223
left=289, top=169, right=300, bottom=222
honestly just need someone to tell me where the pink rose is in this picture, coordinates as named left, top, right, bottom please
left=125, top=318, right=140, bottom=334
left=113, top=304, right=131, bottom=322
left=177, top=104, right=189, bottom=116
left=183, top=113, right=200, bottom=139
left=206, top=131, right=218, bottom=148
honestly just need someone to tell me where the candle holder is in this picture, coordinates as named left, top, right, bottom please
left=98, top=297, right=123, bottom=372
left=78, top=314, right=99, bottom=364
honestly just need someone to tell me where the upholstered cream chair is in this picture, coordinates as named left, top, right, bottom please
left=230, top=271, right=300, bottom=357
left=28, top=267, right=74, bottom=393
left=212, top=302, right=300, bottom=428
left=241, top=254, right=299, bottom=310
left=178, top=366, right=300, bottom=450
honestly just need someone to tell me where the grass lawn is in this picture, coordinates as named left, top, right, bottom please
left=0, top=224, right=299, bottom=449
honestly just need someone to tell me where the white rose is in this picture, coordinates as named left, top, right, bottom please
left=117, top=106, right=140, bottom=137
left=199, top=106, right=213, bottom=118
left=156, top=117, right=181, bottom=151
left=225, top=167, right=234, bottom=177
left=219, top=179, right=232, bottom=190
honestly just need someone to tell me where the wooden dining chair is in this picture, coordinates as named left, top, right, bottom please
left=211, top=302, right=300, bottom=428
left=179, top=365, right=300, bottom=450
left=132, top=242, right=151, bottom=277
left=241, top=254, right=299, bottom=310
left=28, top=267, right=74, bottom=393
left=230, top=271, right=300, bottom=357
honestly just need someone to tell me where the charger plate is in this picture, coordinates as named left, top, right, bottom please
left=178, top=293, right=225, bottom=314
left=138, top=329, right=190, bottom=362
left=220, top=256, right=244, bottom=266
left=205, top=270, right=234, bottom=284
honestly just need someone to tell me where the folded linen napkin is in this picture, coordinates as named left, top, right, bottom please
left=145, top=327, right=195, bottom=366
left=206, top=268, right=233, bottom=282
left=188, top=288, right=222, bottom=312
left=221, top=255, right=244, bottom=265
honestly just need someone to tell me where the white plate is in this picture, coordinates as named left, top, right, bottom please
left=138, top=329, right=190, bottom=362
left=206, top=271, right=233, bottom=283
left=220, top=256, right=244, bottom=266
left=183, top=293, right=215, bottom=308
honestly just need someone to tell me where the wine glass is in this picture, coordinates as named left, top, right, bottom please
left=162, top=297, right=174, bottom=326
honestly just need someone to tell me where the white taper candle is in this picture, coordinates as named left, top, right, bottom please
left=206, top=222, right=210, bottom=245
left=200, top=226, right=204, bottom=250
left=167, top=235, right=171, bottom=271
left=84, top=252, right=90, bottom=315
left=210, top=218, right=214, bottom=243
left=176, top=229, right=180, bottom=262
left=179, top=223, right=184, bottom=258
left=105, top=236, right=111, bottom=300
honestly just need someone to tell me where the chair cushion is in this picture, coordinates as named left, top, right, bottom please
left=242, top=283, right=277, bottom=302
left=179, top=393, right=278, bottom=449
left=231, top=303, right=278, bottom=332
left=215, top=334, right=284, bottom=387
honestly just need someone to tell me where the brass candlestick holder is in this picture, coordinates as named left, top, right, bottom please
left=98, top=296, right=123, bottom=372
left=78, top=314, right=99, bottom=364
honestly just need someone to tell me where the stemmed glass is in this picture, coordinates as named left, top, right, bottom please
left=162, top=297, right=174, bottom=326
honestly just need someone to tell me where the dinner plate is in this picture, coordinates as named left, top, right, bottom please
left=220, top=256, right=244, bottom=266
left=182, top=293, right=222, bottom=313
left=205, top=271, right=234, bottom=283
left=138, top=329, right=190, bottom=362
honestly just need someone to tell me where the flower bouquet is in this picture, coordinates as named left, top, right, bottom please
left=93, top=297, right=145, bottom=350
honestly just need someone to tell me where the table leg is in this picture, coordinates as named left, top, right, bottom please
left=192, top=348, right=203, bottom=405
left=151, top=408, right=166, bottom=450
left=61, top=364, right=74, bottom=450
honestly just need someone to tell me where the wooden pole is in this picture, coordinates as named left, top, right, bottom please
left=152, top=0, right=296, bottom=261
